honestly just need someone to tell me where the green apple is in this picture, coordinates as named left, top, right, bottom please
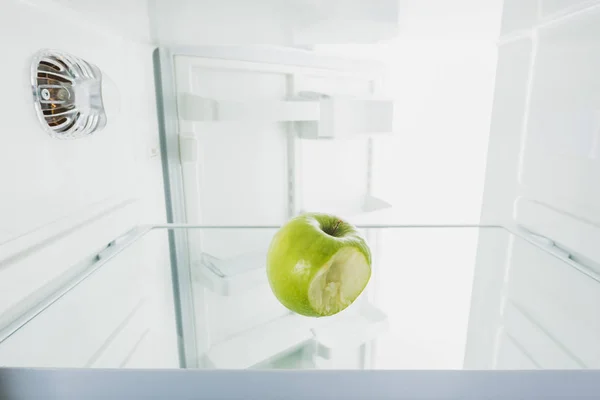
left=266, top=213, right=371, bottom=317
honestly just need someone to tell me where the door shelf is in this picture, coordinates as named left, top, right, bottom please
left=178, top=94, right=319, bottom=122
left=177, top=93, right=393, bottom=138
left=200, top=302, right=388, bottom=369
left=193, top=252, right=267, bottom=296
left=295, top=96, right=394, bottom=139
left=202, top=314, right=313, bottom=369
left=312, top=302, right=389, bottom=360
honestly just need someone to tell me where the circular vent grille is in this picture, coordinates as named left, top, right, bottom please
left=31, top=50, right=107, bottom=139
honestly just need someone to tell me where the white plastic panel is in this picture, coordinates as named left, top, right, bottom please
left=0, top=1, right=162, bottom=246
left=0, top=200, right=138, bottom=320
left=540, top=0, right=600, bottom=18
left=89, top=301, right=151, bottom=368
left=0, top=242, right=147, bottom=367
left=480, top=38, right=533, bottom=225
left=505, top=239, right=600, bottom=367
left=0, top=0, right=173, bottom=367
left=519, top=6, right=600, bottom=230
left=150, top=0, right=398, bottom=46
left=501, top=302, right=580, bottom=369
left=500, top=0, right=539, bottom=37
left=464, top=229, right=512, bottom=369
left=0, top=229, right=176, bottom=369
left=175, top=57, right=289, bottom=226
left=476, top=0, right=600, bottom=373
left=494, top=330, right=539, bottom=369
left=42, top=0, right=152, bottom=43
left=394, top=0, right=502, bottom=39
left=515, top=198, right=600, bottom=269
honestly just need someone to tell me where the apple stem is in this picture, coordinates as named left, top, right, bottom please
left=331, top=219, right=342, bottom=236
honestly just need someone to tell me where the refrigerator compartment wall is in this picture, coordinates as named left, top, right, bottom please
left=0, top=0, right=170, bottom=369
left=0, top=239, right=149, bottom=368
left=89, top=300, right=152, bottom=368
left=518, top=6, right=600, bottom=229
left=0, top=0, right=163, bottom=248
left=540, top=0, right=600, bottom=19
left=478, top=37, right=533, bottom=226
left=150, top=0, right=398, bottom=46
left=312, top=302, right=388, bottom=360
left=500, top=302, right=581, bottom=369
left=494, top=329, right=539, bottom=370
left=505, top=238, right=600, bottom=367
left=0, top=199, right=140, bottom=323
left=499, top=0, right=538, bottom=37
left=515, top=198, right=600, bottom=271
left=202, top=314, right=313, bottom=369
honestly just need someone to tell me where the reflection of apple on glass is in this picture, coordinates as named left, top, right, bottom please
left=267, top=213, right=371, bottom=317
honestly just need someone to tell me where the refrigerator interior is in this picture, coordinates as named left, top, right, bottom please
left=0, top=0, right=599, bottom=371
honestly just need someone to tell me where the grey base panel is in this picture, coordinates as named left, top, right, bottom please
left=1, top=369, right=600, bottom=400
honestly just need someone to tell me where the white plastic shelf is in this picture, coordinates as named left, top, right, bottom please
left=202, top=314, right=313, bottom=369
left=177, top=93, right=393, bottom=139
left=178, top=94, right=319, bottom=122
left=193, top=252, right=267, bottom=296
left=296, top=96, right=394, bottom=139
left=202, top=302, right=388, bottom=369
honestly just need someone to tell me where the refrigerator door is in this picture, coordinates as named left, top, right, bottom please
left=164, top=46, right=395, bottom=367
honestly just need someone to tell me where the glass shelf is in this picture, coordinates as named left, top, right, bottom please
left=1, top=225, right=598, bottom=371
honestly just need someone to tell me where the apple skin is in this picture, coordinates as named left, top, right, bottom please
left=266, top=213, right=371, bottom=317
